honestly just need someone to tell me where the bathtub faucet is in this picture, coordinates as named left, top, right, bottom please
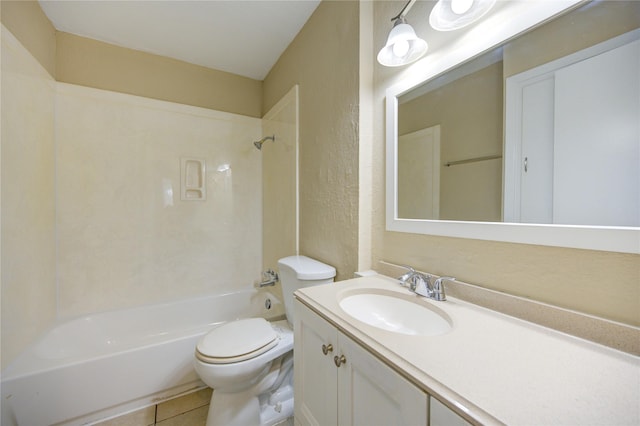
left=259, top=269, right=279, bottom=287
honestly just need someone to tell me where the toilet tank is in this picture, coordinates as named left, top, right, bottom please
left=277, top=255, right=336, bottom=325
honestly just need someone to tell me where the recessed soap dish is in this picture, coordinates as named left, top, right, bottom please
left=181, top=157, right=206, bottom=201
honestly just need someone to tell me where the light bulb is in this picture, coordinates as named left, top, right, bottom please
left=392, top=40, right=410, bottom=57
left=451, top=0, right=473, bottom=15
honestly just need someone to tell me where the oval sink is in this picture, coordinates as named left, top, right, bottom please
left=338, top=292, right=451, bottom=336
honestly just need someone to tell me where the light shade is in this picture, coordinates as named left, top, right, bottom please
left=429, top=0, right=496, bottom=31
left=377, top=19, right=428, bottom=67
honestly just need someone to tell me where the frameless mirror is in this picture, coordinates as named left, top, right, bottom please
left=386, top=1, right=640, bottom=253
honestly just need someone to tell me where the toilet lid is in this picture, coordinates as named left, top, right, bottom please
left=196, top=318, right=278, bottom=364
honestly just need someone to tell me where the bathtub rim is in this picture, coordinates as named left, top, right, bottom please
left=1, top=287, right=285, bottom=380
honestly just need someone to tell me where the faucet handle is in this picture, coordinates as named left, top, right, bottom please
left=432, top=277, right=455, bottom=301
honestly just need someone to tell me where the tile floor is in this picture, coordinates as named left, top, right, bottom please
left=94, top=388, right=294, bottom=426
left=94, top=388, right=211, bottom=426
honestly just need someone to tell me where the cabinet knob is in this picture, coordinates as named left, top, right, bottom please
left=322, top=344, right=333, bottom=355
left=334, top=354, right=346, bottom=367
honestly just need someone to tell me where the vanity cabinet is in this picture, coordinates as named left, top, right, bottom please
left=295, top=298, right=470, bottom=426
left=294, top=298, right=427, bottom=425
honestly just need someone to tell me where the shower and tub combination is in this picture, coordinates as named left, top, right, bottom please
left=3, top=32, right=299, bottom=424
left=1, top=130, right=292, bottom=425
left=1, top=256, right=336, bottom=426
left=0, top=288, right=285, bottom=426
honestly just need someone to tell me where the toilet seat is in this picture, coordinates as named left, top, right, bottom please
left=196, top=318, right=279, bottom=364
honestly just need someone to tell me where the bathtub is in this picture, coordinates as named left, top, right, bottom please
left=1, top=288, right=285, bottom=426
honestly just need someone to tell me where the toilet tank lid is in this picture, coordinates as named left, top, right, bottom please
left=278, top=255, right=336, bottom=280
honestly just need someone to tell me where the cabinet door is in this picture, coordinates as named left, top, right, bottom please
left=294, top=300, right=338, bottom=426
left=430, top=397, right=471, bottom=426
left=337, top=331, right=428, bottom=426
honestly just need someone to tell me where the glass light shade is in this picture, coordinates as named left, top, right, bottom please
left=429, top=0, right=497, bottom=31
left=451, top=0, right=473, bottom=14
left=377, top=22, right=428, bottom=67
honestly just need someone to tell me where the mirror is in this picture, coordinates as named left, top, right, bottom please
left=386, top=0, right=640, bottom=253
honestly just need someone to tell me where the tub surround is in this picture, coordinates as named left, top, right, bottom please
left=55, top=83, right=263, bottom=318
left=295, top=275, right=640, bottom=425
left=1, top=24, right=57, bottom=369
left=1, top=19, right=267, bottom=369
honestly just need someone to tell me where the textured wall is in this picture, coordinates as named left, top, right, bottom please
left=263, top=1, right=360, bottom=280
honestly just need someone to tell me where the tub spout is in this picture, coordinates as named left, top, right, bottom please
left=259, top=269, right=279, bottom=287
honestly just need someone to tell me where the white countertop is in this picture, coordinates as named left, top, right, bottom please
left=295, top=275, right=640, bottom=426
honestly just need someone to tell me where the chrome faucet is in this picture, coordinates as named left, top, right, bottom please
left=431, top=276, right=455, bottom=301
left=258, top=269, right=279, bottom=287
left=397, top=265, right=454, bottom=301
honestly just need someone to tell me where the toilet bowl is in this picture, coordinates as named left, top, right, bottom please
left=194, top=319, right=294, bottom=426
left=194, top=255, right=335, bottom=426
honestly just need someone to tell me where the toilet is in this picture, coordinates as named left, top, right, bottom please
left=194, top=255, right=336, bottom=426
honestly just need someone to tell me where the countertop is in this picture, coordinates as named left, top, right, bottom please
left=294, top=275, right=640, bottom=426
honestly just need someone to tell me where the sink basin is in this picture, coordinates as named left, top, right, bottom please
left=338, top=292, right=451, bottom=336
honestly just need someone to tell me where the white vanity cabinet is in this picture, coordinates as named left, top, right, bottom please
left=294, top=298, right=431, bottom=426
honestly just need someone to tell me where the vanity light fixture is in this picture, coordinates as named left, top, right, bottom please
left=377, top=0, right=428, bottom=67
left=429, top=0, right=496, bottom=31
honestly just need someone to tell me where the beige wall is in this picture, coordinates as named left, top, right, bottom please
left=504, top=1, right=640, bottom=78
left=56, top=32, right=263, bottom=118
left=372, top=1, right=640, bottom=327
left=1, top=1, right=262, bottom=118
left=1, top=25, right=57, bottom=369
left=263, top=1, right=361, bottom=280
left=1, top=0, right=56, bottom=77
left=399, top=61, right=503, bottom=222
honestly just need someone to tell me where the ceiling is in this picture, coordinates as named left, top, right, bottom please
left=39, top=0, right=321, bottom=81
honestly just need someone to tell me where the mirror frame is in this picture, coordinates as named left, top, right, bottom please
left=385, top=0, right=640, bottom=254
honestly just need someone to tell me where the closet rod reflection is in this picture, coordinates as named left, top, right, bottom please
left=445, top=155, right=502, bottom=167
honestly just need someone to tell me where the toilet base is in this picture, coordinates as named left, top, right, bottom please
left=259, top=396, right=293, bottom=426
left=205, top=352, right=294, bottom=426
left=205, top=387, right=293, bottom=426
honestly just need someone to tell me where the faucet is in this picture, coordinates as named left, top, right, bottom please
left=258, top=269, right=279, bottom=287
left=397, top=266, right=454, bottom=301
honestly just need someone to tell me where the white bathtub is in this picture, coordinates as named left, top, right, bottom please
left=1, top=288, right=285, bottom=426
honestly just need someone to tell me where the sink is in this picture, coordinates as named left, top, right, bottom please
left=338, top=292, right=451, bottom=336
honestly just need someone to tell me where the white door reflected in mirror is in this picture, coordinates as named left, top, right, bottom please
left=504, top=37, right=640, bottom=227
